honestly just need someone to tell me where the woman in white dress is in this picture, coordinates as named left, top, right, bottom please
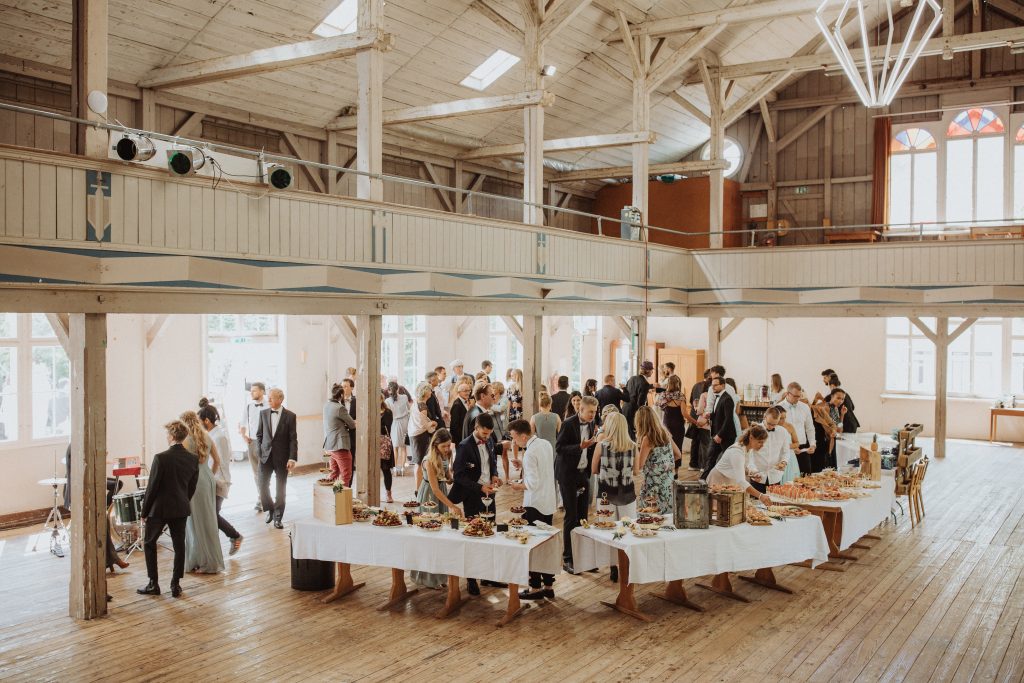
left=384, top=381, right=412, bottom=469
left=181, top=410, right=225, bottom=574
left=199, top=400, right=242, bottom=556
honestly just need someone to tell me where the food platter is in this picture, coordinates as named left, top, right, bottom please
left=635, top=513, right=664, bottom=529
left=592, top=520, right=617, bottom=530
left=510, top=505, right=526, bottom=514
left=767, top=505, right=811, bottom=518
left=372, top=509, right=404, bottom=527
left=507, top=517, right=528, bottom=527
left=462, top=517, right=495, bottom=538
left=630, top=526, right=657, bottom=538
left=415, top=519, right=443, bottom=532
left=316, top=477, right=334, bottom=486
left=744, top=506, right=772, bottom=526
left=352, top=507, right=374, bottom=522
left=503, top=530, right=530, bottom=544
left=402, top=500, right=421, bottom=509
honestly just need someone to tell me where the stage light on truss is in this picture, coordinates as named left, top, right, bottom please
left=113, top=134, right=156, bottom=162
left=167, top=148, right=206, bottom=175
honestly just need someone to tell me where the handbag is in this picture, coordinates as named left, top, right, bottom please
left=379, top=434, right=394, bottom=460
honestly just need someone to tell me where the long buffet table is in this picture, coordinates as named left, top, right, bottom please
left=292, top=517, right=561, bottom=626
left=571, top=514, right=830, bottom=621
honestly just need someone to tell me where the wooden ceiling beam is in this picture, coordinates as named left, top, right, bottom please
left=987, top=0, right=1024, bottom=23
left=721, top=70, right=794, bottom=126
left=553, top=159, right=727, bottom=182
left=776, top=104, right=836, bottom=152
left=139, top=31, right=394, bottom=89
left=539, top=0, right=594, bottom=43
left=327, top=90, right=554, bottom=131
left=667, top=91, right=710, bottom=126
left=646, top=25, right=728, bottom=91
left=457, top=131, right=655, bottom=160
left=635, top=0, right=839, bottom=37
left=470, top=0, right=525, bottom=38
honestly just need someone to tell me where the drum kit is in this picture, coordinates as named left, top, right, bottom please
left=110, top=475, right=148, bottom=557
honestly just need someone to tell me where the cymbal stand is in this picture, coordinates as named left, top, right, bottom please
left=34, top=479, right=69, bottom=557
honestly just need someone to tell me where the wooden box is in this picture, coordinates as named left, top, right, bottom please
left=313, top=485, right=353, bottom=525
left=709, top=491, right=746, bottom=527
left=859, top=443, right=882, bottom=481
left=674, top=480, right=709, bottom=529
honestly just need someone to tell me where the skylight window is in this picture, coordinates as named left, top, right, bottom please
left=460, top=50, right=520, bottom=91
left=313, top=0, right=358, bottom=37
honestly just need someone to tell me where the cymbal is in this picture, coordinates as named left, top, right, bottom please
left=38, top=477, right=68, bottom=485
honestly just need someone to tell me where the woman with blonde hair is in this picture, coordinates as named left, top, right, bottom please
left=634, top=406, right=681, bottom=514
left=408, top=382, right=438, bottom=490
left=591, top=412, right=636, bottom=520
left=410, top=429, right=462, bottom=589
left=770, top=373, right=786, bottom=403
left=180, top=410, right=224, bottom=574
left=507, top=369, right=524, bottom=421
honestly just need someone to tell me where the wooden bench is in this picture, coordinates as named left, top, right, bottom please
left=970, top=225, right=1024, bottom=239
left=824, top=230, right=883, bottom=244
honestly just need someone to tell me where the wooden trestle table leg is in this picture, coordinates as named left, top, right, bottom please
left=497, top=583, right=524, bottom=627
left=436, top=575, right=469, bottom=619
left=738, top=567, right=794, bottom=594
left=599, top=550, right=652, bottom=622
left=657, top=579, right=705, bottom=612
left=321, top=562, right=366, bottom=604
left=377, top=568, right=419, bottom=611
left=696, top=572, right=751, bottom=603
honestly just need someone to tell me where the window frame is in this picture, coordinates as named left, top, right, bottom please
left=487, top=316, right=523, bottom=385
left=888, top=127, right=938, bottom=228
left=381, top=315, right=426, bottom=388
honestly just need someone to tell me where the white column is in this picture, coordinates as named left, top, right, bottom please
left=356, top=0, right=384, bottom=202
left=522, top=24, right=545, bottom=226
left=631, top=77, right=650, bottom=223
left=707, top=318, right=721, bottom=367
left=69, top=313, right=107, bottom=620
left=933, top=317, right=949, bottom=459
left=355, top=314, right=382, bottom=504
left=633, top=315, right=648, bottom=374
left=522, top=316, right=544, bottom=420
left=72, top=0, right=107, bottom=158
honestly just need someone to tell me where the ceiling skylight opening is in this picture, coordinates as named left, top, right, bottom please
left=313, top=0, right=358, bottom=37
left=460, top=49, right=520, bottom=91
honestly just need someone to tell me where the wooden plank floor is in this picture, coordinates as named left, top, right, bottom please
left=1, top=438, right=1023, bottom=682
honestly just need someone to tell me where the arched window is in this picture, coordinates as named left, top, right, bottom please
left=945, top=108, right=1005, bottom=225
left=700, top=138, right=743, bottom=178
left=889, top=128, right=937, bottom=227
left=1015, top=124, right=1024, bottom=220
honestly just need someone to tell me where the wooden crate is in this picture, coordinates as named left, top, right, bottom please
left=709, top=491, right=746, bottom=527
left=313, top=485, right=353, bottom=525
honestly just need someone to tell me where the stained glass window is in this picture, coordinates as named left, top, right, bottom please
left=891, top=128, right=936, bottom=152
left=946, top=108, right=1004, bottom=137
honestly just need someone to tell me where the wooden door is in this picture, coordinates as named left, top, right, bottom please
left=657, top=347, right=706, bottom=393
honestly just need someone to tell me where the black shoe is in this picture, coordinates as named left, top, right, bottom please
left=610, top=566, right=619, bottom=583
left=466, top=579, right=480, bottom=596
left=481, top=580, right=508, bottom=588
left=170, top=582, right=182, bottom=598
left=265, top=511, right=273, bottom=524
left=274, top=520, right=284, bottom=529
left=588, top=568, right=600, bottom=574
left=562, top=562, right=576, bottom=575
left=136, top=581, right=160, bottom=596
left=542, top=588, right=555, bottom=599
left=518, top=588, right=546, bottom=600
left=254, top=504, right=264, bottom=513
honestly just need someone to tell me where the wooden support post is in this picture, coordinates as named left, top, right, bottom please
left=326, top=130, right=340, bottom=195
left=702, top=56, right=724, bottom=248
left=140, top=88, right=158, bottom=131
left=69, top=313, right=107, bottom=620
left=823, top=110, right=833, bottom=224
left=971, top=7, right=982, bottom=81
left=522, top=316, right=543, bottom=422
left=707, top=318, right=721, bottom=367
left=633, top=315, right=648, bottom=374
left=761, top=100, right=778, bottom=231
left=453, top=160, right=465, bottom=213
left=631, top=77, right=650, bottom=224
left=356, top=0, right=384, bottom=202
left=45, top=314, right=70, bottom=352
left=72, top=0, right=108, bottom=159
left=522, top=23, right=545, bottom=226
left=355, top=314, right=382, bottom=503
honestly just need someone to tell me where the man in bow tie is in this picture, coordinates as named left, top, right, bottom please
left=256, top=388, right=298, bottom=529
left=239, top=382, right=267, bottom=513
left=747, top=407, right=790, bottom=493
left=450, top=413, right=505, bottom=595
left=555, top=395, right=600, bottom=574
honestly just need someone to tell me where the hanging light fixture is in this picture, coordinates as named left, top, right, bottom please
left=814, top=0, right=942, bottom=108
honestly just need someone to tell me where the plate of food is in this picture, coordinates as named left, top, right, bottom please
left=316, top=477, right=334, bottom=486
left=596, top=508, right=615, bottom=517
left=352, top=507, right=373, bottom=522
left=510, top=505, right=526, bottom=514
left=372, top=509, right=404, bottom=527
left=767, top=505, right=811, bottom=518
left=462, top=517, right=494, bottom=538
left=592, top=520, right=617, bottom=530
left=415, top=518, right=443, bottom=532
left=421, top=501, right=438, bottom=510
left=504, top=530, right=530, bottom=544
left=637, top=505, right=660, bottom=514
left=635, top=513, right=664, bottom=529
left=508, top=517, right=528, bottom=527
left=630, top=526, right=658, bottom=538
left=402, top=500, right=421, bottom=509
left=745, top=507, right=772, bottom=526
left=709, top=484, right=744, bottom=494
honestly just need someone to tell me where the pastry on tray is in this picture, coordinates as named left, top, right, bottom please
left=592, top=520, right=617, bottom=530
left=415, top=518, right=443, bottom=531
left=510, top=505, right=526, bottom=514
left=462, top=517, right=495, bottom=537
left=507, top=517, right=528, bottom=527
left=372, top=509, right=404, bottom=527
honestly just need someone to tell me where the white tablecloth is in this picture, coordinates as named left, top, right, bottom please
left=570, top=515, right=829, bottom=585
left=291, top=518, right=562, bottom=586
left=776, top=474, right=896, bottom=550
left=835, top=432, right=898, bottom=466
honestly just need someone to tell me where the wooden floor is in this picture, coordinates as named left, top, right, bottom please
left=2, top=438, right=1024, bottom=682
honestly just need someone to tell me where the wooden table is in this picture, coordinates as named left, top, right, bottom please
left=825, top=230, right=883, bottom=244
left=990, top=407, right=1024, bottom=442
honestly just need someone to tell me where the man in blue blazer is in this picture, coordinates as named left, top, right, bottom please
left=450, top=412, right=504, bottom=595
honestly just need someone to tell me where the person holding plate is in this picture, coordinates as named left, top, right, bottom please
left=411, top=429, right=462, bottom=590
left=507, top=419, right=556, bottom=600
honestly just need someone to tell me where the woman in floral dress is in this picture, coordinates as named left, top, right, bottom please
left=634, top=406, right=680, bottom=515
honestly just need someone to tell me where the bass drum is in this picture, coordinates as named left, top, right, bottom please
left=112, top=492, right=140, bottom=525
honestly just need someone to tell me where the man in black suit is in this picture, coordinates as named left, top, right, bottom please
left=595, top=374, right=624, bottom=415
left=450, top=413, right=504, bottom=595
left=686, top=370, right=711, bottom=470
left=425, top=370, right=445, bottom=426
left=448, top=380, right=472, bottom=444
left=624, top=361, right=657, bottom=438
left=549, top=376, right=571, bottom=418
left=555, top=395, right=600, bottom=573
left=701, top=376, right=737, bottom=479
left=138, top=420, right=199, bottom=598
left=256, top=387, right=299, bottom=529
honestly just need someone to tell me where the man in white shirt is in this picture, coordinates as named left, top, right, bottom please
left=238, top=382, right=267, bottom=512
left=775, top=381, right=817, bottom=475
left=508, top=419, right=556, bottom=600
left=747, top=407, right=790, bottom=493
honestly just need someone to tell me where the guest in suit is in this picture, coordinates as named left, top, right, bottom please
left=595, top=374, right=624, bottom=414
left=685, top=370, right=711, bottom=471
left=323, top=383, right=357, bottom=487
left=624, top=361, right=657, bottom=439
left=550, top=376, right=571, bottom=419
left=448, top=379, right=473, bottom=445
left=555, top=395, right=600, bottom=573
left=701, top=376, right=737, bottom=479
left=480, top=360, right=494, bottom=384
left=450, top=413, right=504, bottom=596
left=424, top=370, right=445, bottom=426
left=507, top=419, right=556, bottom=600
left=138, top=420, right=199, bottom=598
left=256, top=387, right=298, bottom=529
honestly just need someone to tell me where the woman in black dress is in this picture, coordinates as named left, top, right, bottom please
left=379, top=392, right=395, bottom=503
left=655, top=375, right=687, bottom=477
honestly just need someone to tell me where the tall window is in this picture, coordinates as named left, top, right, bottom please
left=886, top=317, right=1021, bottom=398
left=0, top=313, right=70, bottom=445
left=1015, top=124, right=1024, bottom=220
left=487, top=317, right=522, bottom=383
left=382, top=316, right=425, bottom=388
left=945, top=108, right=1005, bottom=225
left=889, top=128, right=937, bottom=227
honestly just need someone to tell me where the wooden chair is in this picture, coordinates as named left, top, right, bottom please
left=908, top=457, right=929, bottom=528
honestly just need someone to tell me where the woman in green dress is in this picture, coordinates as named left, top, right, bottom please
left=410, top=429, right=463, bottom=590
left=634, top=406, right=680, bottom=516
left=180, top=410, right=225, bottom=575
